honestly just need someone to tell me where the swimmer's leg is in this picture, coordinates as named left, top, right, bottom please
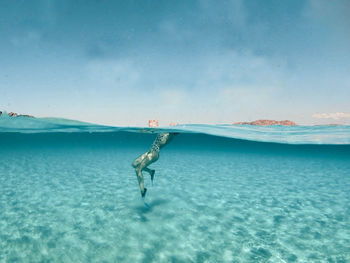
left=138, top=151, right=159, bottom=196
left=144, top=168, right=155, bottom=185
left=132, top=152, right=148, bottom=168
left=135, top=170, right=150, bottom=208
left=135, top=167, right=147, bottom=198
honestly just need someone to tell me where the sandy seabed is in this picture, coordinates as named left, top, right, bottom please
left=0, top=134, right=349, bottom=263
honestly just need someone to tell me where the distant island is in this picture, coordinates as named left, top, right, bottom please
left=233, top=120, right=297, bottom=126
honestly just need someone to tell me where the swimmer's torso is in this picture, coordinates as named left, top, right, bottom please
left=150, top=133, right=174, bottom=153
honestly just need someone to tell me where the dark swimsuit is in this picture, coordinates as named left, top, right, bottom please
left=150, top=133, right=168, bottom=153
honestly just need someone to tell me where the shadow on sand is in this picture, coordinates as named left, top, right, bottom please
left=134, top=198, right=170, bottom=221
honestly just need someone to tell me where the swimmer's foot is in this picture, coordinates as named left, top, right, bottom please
left=141, top=188, right=147, bottom=199
left=150, top=170, right=155, bottom=185
left=141, top=188, right=150, bottom=208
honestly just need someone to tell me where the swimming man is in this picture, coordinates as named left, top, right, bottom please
left=132, top=132, right=178, bottom=198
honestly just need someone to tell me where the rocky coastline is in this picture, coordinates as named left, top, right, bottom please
left=0, top=111, right=34, bottom=118
left=0, top=112, right=344, bottom=126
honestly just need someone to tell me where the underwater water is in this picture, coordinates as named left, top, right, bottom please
left=0, top=116, right=350, bottom=262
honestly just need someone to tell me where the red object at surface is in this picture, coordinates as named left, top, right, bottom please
left=148, top=120, right=159, bottom=127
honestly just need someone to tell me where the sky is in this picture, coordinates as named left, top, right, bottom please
left=0, top=0, right=350, bottom=126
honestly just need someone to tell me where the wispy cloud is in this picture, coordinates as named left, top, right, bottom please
left=312, top=112, right=350, bottom=120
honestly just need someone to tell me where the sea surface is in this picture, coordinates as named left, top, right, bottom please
left=0, top=115, right=349, bottom=262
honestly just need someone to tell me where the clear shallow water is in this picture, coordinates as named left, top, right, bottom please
left=0, top=117, right=350, bottom=262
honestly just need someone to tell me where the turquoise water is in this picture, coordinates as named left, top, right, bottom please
left=0, top=116, right=350, bottom=262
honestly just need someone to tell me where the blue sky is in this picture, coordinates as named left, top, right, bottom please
left=0, top=0, right=349, bottom=125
